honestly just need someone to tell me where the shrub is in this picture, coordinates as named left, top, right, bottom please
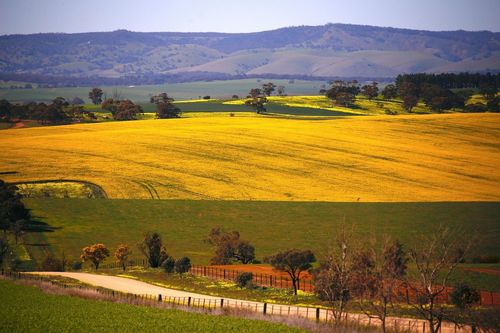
left=161, top=256, right=175, bottom=274
left=451, top=283, right=480, bottom=309
left=174, top=257, right=191, bottom=274
left=71, top=261, right=83, bottom=271
left=235, top=272, right=253, bottom=288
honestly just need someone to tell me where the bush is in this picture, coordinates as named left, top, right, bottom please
left=161, top=256, right=175, bottom=274
left=235, top=272, right=253, bottom=288
left=203, top=96, right=210, bottom=100
left=451, top=283, right=480, bottom=309
left=71, top=261, right=83, bottom=271
left=174, top=257, right=191, bottom=274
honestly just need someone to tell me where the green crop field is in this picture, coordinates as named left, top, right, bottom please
left=0, top=78, right=327, bottom=103
left=0, top=279, right=304, bottom=333
left=23, top=199, right=500, bottom=266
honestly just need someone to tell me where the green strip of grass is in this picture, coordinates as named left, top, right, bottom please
left=0, top=279, right=305, bottom=333
left=23, top=199, right=500, bottom=265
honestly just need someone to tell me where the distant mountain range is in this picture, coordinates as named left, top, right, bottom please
left=0, top=23, right=499, bottom=80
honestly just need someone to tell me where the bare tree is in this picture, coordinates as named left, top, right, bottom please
left=313, top=224, right=357, bottom=323
left=405, top=226, right=473, bottom=333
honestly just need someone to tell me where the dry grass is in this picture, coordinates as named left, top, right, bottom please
left=1, top=113, right=499, bottom=201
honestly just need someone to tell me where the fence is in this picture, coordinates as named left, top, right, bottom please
left=0, top=270, right=471, bottom=333
left=99, top=261, right=500, bottom=306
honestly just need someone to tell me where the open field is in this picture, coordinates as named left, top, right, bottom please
left=1, top=113, right=499, bottom=201
left=0, top=79, right=327, bottom=102
left=0, top=279, right=304, bottom=333
left=23, top=199, right=500, bottom=265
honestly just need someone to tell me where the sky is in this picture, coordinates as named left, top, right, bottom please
left=0, top=0, right=499, bottom=35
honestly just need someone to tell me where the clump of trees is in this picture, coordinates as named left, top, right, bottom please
left=206, top=227, right=255, bottom=265
left=150, top=93, right=181, bottom=119
left=102, top=98, right=143, bottom=120
left=324, top=80, right=360, bottom=107
left=265, top=248, right=316, bottom=295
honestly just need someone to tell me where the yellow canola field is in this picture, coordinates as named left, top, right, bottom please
left=1, top=113, right=499, bottom=201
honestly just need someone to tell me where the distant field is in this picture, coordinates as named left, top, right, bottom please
left=23, top=199, right=500, bottom=265
left=1, top=113, right=499, bottom=201
left=0, top=280, right=303, bottom=333
left=0, top=78, right=327, bottom=102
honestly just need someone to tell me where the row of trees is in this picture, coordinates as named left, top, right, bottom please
left=0, top=98, right=96, bottom=124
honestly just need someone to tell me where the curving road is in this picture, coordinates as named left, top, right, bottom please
left=30, top=272, right=466, bottom=333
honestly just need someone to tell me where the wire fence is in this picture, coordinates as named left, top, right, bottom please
left=98, top=260, right=500, bottom=307
left=0, top=270, right=472, bottom=333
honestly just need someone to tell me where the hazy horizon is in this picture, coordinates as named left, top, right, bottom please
left=1, top=0, right=499, bottom=36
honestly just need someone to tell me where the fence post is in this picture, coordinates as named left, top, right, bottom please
left=316, top=308, right=320, bottom=322
left=188, top=297, right=191, bottom=306
left=158, top=294, right=162, bottom=302
left=220, top=299, right=224, bottom=308
left=223, top=269, right=226, bottom=280
left=263, top=303, right=267, bottom=315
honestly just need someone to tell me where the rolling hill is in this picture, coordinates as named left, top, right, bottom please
left=0, top=23, right=498, bottom=79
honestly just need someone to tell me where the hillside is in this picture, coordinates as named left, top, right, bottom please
left=1, top=113, right=499, bottom=201
left=0, top=24, right=498, bottom=79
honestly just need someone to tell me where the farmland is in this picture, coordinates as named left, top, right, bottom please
left=1, top=113, right=499, bottom=202
left=0, top=279, right=304, bottom=333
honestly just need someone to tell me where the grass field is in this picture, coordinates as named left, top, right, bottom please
left=0, top=79, right=327, bottom=102
left=1, top=113, right=499, bottom=201
left=0, top=279, right=305, bottom=333
left=22, top=199, right=500, bottom=265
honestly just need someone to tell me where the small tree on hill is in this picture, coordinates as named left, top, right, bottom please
left=138, top=232, right=168, bottom=268
left=265, top=249, right=316, bottom=295
left=88, top=88, right=103, bottom=105
left=80, top=243, right=110, bottom=270
left=262, top=82, right=276, bottom=96
left=115, top=244, right=131, bottom=271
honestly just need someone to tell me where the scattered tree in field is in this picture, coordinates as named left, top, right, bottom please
left=88, top=88, right=103, bottom=105
left=138, top=232, right=168, bottom=268
left=265, top=249, right=315, bottom=295
left=150, top=93, right=181, bottom=119
left=405, top=226, right=473, bottom=333
left=102, top=99, right=142, bottom=120
left=70, top=97, right=85, bottom=105
left=0, top=238, right=10, bottom=268
left=398, top=82, right=419, bottom=112
left=245, top=88, right=268, bottom=113
left=403, top=94, right=418, bottom=112
left=207, top=227, right=255, bottom=265
left=161, top=256, right=175, bottom=273
left=262, top=82, right=276, bottom=96
left=361, top=82, right=379, bottom=100
left=174, top=256, right=191, bottom=274
left=276, top=85, right=285, bottom=96
left=313, top=226, right=356, bottom=323
left=115, top=244, right=131, bottom=271
left=235, top=272, right=253, bottom=288
left=249, top=88, right=262, bottom=98
left=80, top=243, right=110, bottom=270
left=381, top=84, right=398, bottom=100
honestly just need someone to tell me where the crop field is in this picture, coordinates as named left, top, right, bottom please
left=22, top=199, right=500, bottom=265
left=1, top=113, right=499, bottom=201
left=0, top=78, right=327, bottom=102
left=0, top=279, right=304, bottom=333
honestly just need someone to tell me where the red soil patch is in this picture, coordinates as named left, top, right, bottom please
left=461, top=267, right=500, bottom=276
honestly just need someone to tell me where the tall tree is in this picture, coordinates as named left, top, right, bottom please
left=88, top=88, right=104, bottom=105
left=265, top=249, right=315, bottom=295
left=138, top=232, right=168, bottom=268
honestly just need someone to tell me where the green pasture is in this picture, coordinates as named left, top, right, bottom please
left=23, top=199, right=500, bottom=266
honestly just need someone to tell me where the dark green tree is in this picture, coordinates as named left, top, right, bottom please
left=381, top=84, right=398, bottom=100
left=361, top=82, right=379, bottom=100
left=138, top=232, right=168, bottom=268
left=151, top=93, right=181, bottom=119
left=265, top=249, right=315, bottom=295
left=88, top=88, right=104, bottom=105
left=174, top=257, right=191, bottom=274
